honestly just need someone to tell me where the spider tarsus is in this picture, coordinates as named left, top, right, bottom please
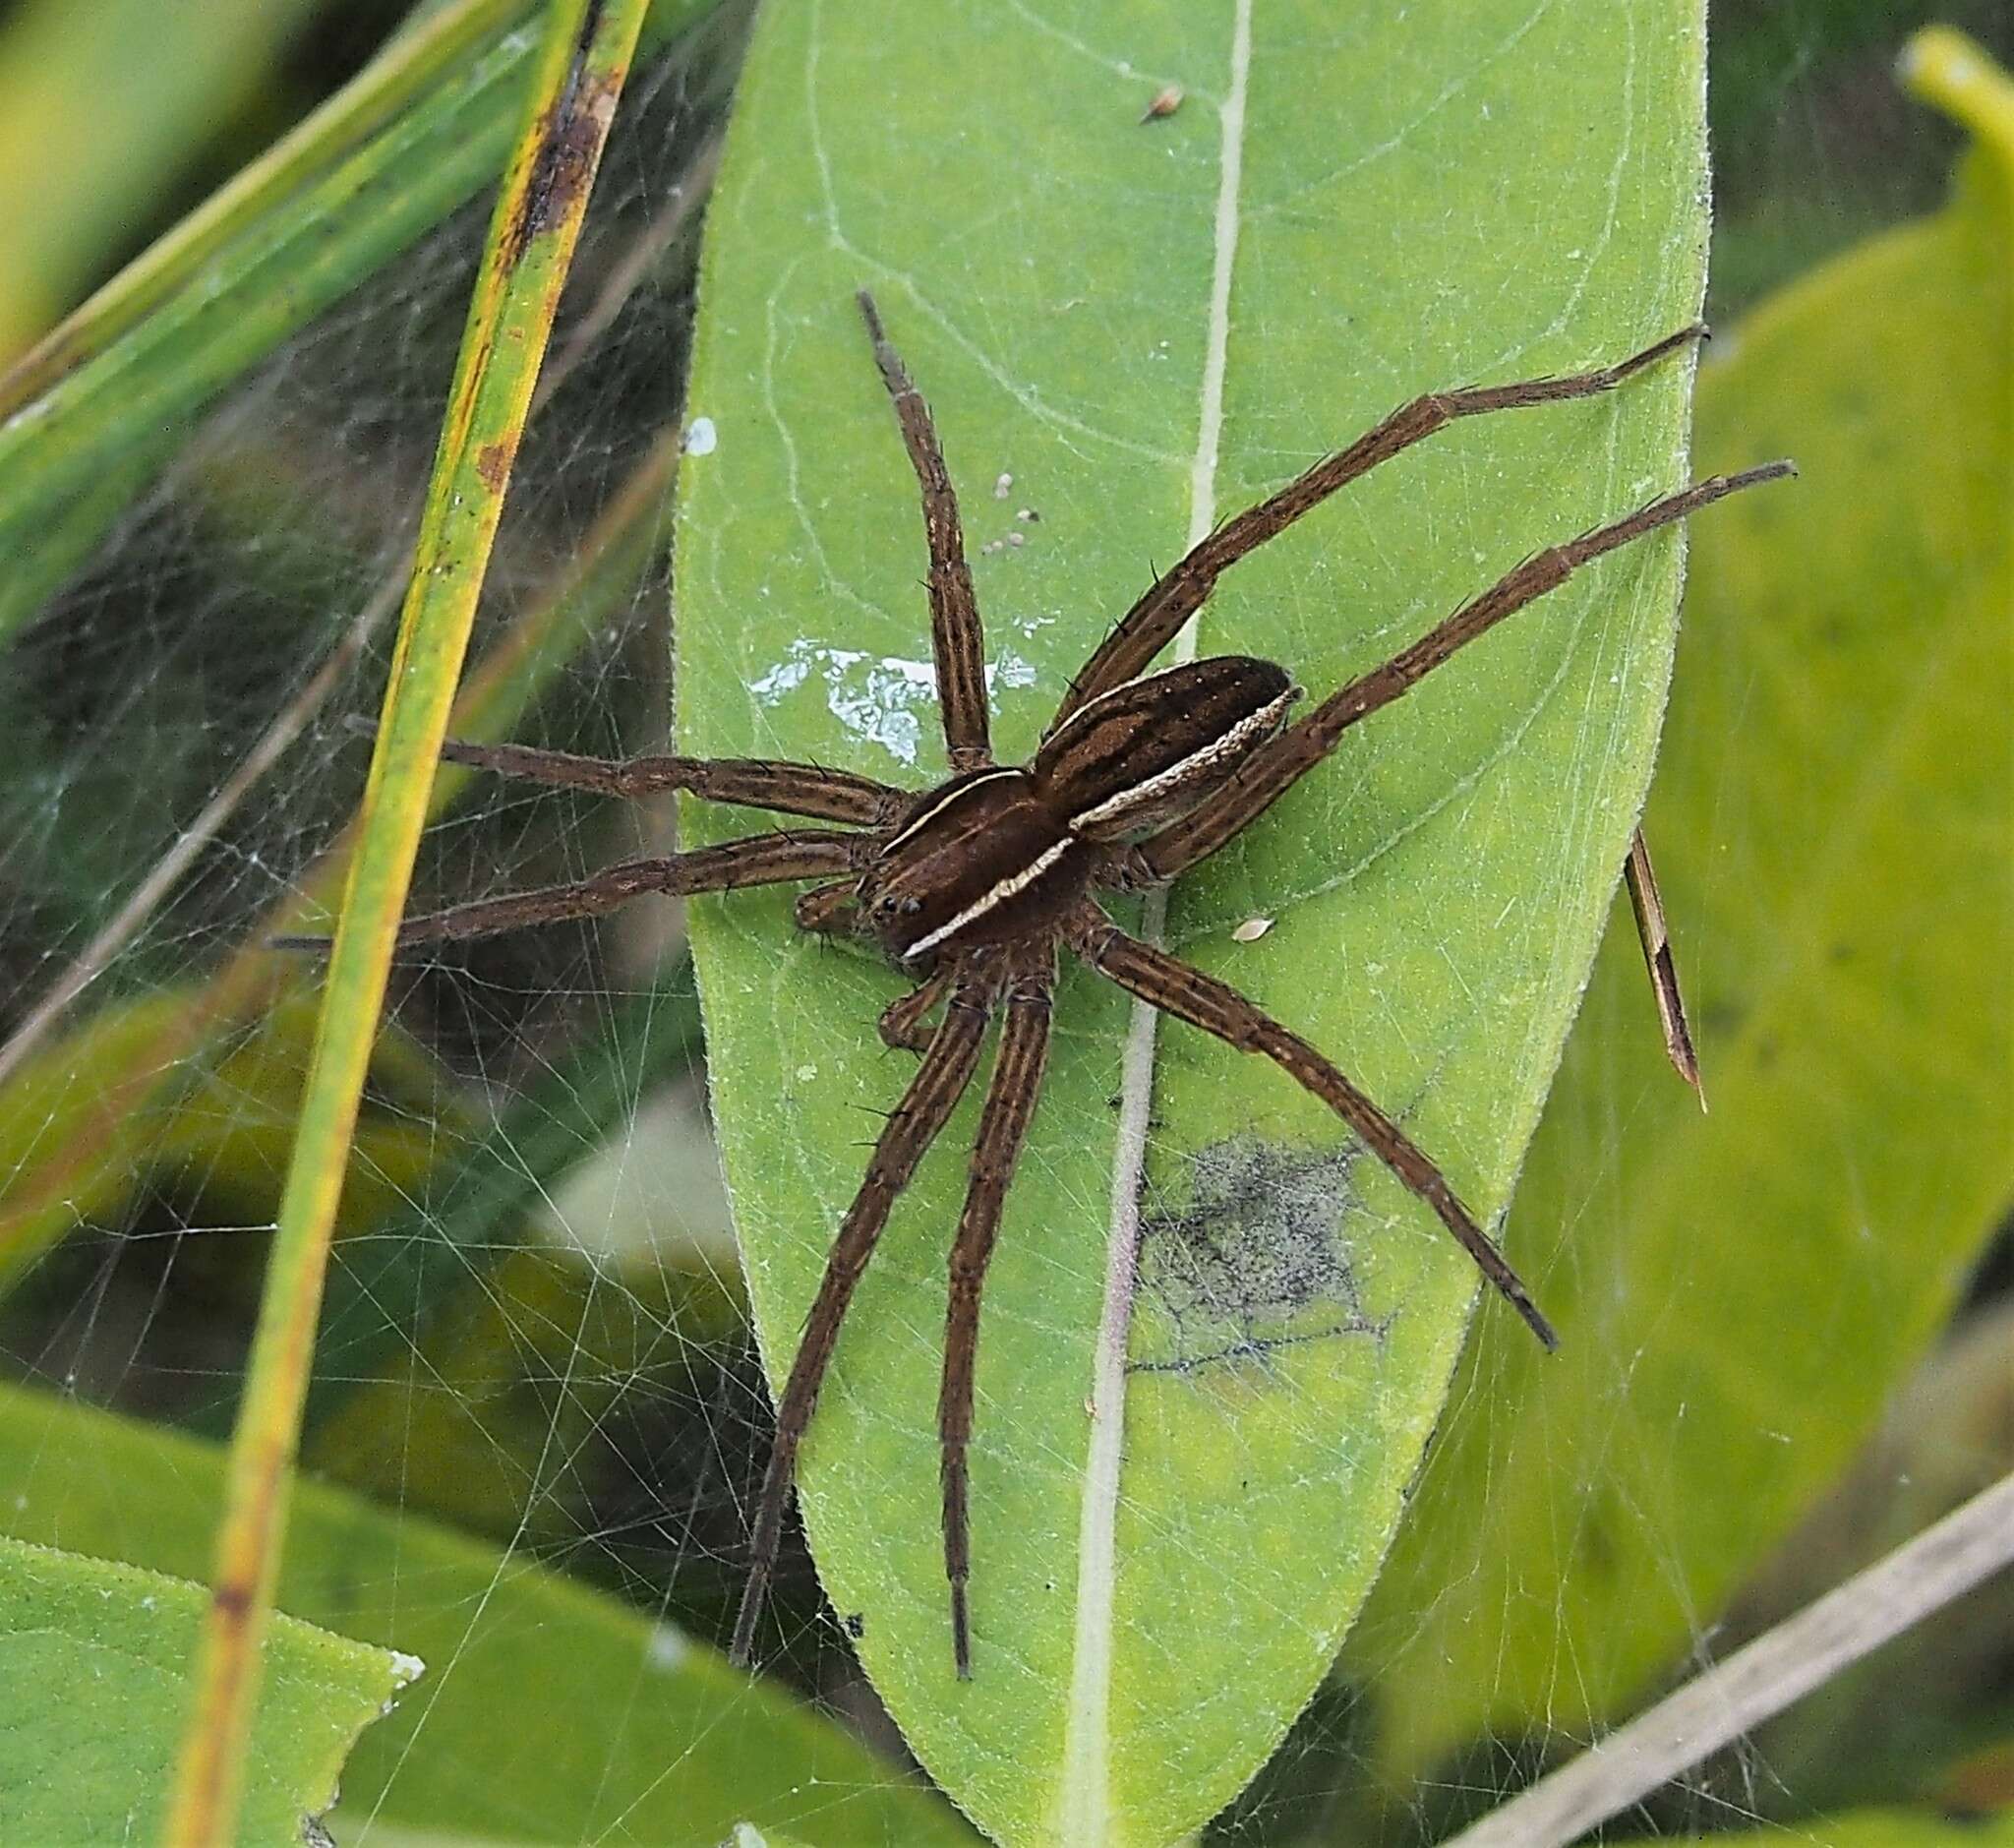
left=1508, top=1283, right=1560, bottom=1353
left=950, top=1582, right=973, bottom=1681
left=1626, top=829, right=1708, bottom=1107
left=267, top=932, right=331, bottom=954
left=1652, top=947, right=1709, bottom=1108
left=1611, top=321, right=1708, bottom=382
left=1730, top=457, right=1799, bottom=489
left=855, top=285, right=887, bottom=343
left=727, top=1581, right=764, bottom=1672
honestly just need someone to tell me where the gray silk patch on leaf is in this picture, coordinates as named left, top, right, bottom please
left=1131, top=1138, right=1387, bottom=1376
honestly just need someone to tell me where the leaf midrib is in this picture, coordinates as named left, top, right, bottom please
left=1058, top=1, right=1251, bottom=1839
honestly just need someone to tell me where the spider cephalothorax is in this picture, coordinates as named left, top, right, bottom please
left=371, top=291, right=1790, bottom=1678
left=852, top=656, right=1299, bottom=969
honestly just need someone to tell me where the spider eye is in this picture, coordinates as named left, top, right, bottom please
left=902, top=897, right=923, bottom=915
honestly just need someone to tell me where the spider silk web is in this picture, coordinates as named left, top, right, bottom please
left=1, top=5, right=2008, bottom=1844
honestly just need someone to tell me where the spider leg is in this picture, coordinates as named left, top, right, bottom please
left=1129, top=463, right=1795, bottom=885
left=795, top=879, right=863, bottom=938
left=274, top=831, right=867, bottom=953
left=939, top=949, right=1053, bottom=1677
left=857, top=290, right=991, bottom=773
left=420, top=732, right=907, bottom=826
left=1624, top=826, right=1704, bottom=1103
left=729, top=971, right=997, bottom=1670
left=1064, top=904, right=1557, bottom=1349
left=879, top=965, right=954, bottom=1051
left=1052, top=325, right=1708, bottom=724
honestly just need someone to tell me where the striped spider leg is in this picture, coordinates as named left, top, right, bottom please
left=343, top=291, right=1790, bottom=1682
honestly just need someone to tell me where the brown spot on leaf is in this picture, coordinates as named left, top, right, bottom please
left=475, top=439, right=514, bottom=492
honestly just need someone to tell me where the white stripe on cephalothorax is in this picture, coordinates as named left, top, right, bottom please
left=899, top=837, right=1075, bottom=962
left=1041, top=671, right=1146, bottom=749
left=1065, top=685, right=1297, bottom=830
left=879, top=766, right=1026, bottom=856
left=1039, top=660, right=1198, bottom=762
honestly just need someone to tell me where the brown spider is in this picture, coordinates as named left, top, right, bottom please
left=366, top=293, right=1790, bottom=1679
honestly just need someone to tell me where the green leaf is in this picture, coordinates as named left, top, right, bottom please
left=0, top=1382, right=977, bottom=1847
left=676, top=1, right=1710, bottom=1837
left=1358, top=83, right=2013, bottom=1786
left=0, top=1532, right=412, bottom=1845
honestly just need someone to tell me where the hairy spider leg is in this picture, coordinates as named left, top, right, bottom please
left=939, top=948, right=1055, bottom=1677
left=879, top=964, right=955, bottom=1050
left=271, top=831, right=870, bottom=952
left=858, top=289, right=991, bottom=772
left=1052, top=324, right=1708, bottom=726
left=421, top=732, right=909, bottom=826
left=1136, top=464, right=1795, bottom=882
left=729, top=974, right=997, bottom=1670
left=1065, top=907, right=1557, bottom=1346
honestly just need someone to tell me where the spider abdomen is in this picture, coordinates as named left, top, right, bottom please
left=1035, top=655, right=1299, bottom=842
left=866, top=767, right=1092, bottom=964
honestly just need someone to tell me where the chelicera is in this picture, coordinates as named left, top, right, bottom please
left=376, top=293, right=1790, bottom=1678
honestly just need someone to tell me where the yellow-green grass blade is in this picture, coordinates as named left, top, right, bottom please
left=677, top=1, right=1712, bottom=1838
left=1357, top=27, right=2014, bottom=1803
left=163, top=7, right=652, bottom=1841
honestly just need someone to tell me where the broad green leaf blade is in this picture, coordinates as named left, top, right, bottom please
left=0, top=1533, right=414, bottom=1845
left=1358, top=62, right=2014, bottom=1787
left=678, top=3, right=1706, bottom=1839
left=0, top=1383, right=977, bottom=1847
